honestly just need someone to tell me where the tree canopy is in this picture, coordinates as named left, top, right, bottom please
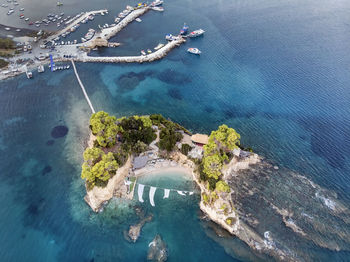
left=201, top=124, right=240, bottom=191
left=90, top=111, right=121, bottom=147
left=81, top=151, right=119, bottom=189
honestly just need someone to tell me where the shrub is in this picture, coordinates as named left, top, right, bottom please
left=181, top=143, right=192, bottom=155
left=216, top=181, right=230, bottom=193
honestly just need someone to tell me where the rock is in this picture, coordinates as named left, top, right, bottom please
left=128, top=224, right=141, bottom=242
left=147, top=235, right=168, bottom=262
left=127, top=214, right=153, bottom=242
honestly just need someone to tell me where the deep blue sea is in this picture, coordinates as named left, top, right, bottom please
left=1, top=0, right=350, bottom=261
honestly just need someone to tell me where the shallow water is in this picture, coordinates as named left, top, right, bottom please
left=1, top=0, right=350, bottom=261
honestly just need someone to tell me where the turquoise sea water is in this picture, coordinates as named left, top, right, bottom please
left=1, top=0, right=350, bottom=261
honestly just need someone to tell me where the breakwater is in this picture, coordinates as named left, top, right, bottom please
left=47, top=9, right=108, bottom=42
left=99, top=7, right=150, bottom=41
left=59, top=38, right=185, bottom=64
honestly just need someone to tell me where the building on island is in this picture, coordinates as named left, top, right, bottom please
left=190, top=133, right=209, bottom=147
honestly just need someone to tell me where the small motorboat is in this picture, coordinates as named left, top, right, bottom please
left=151, top=0, right=163, bottom=6
left=135, top=18, right=142, bottom=22
left=189, top=29, right=205, bottom=38
left=187, top=47, right=201, bottom=55
left=147, top=49, right=152, bottom=54
left=141, top=50, right=146, bottom=56
left=152, top=6, right=164, bottom=12
left=165, top=34, right=173, bottom=41
left=180, top=23, right=189, bottom=35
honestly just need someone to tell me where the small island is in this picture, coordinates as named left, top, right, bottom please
left=80, top=111, right=261, bottom=248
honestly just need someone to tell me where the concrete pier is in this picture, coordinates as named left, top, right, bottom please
left=48, top=9, right=108, bottom=42
left=59, top=38, right=185, bottom=64
left=71, top=60, right=96, bottom=113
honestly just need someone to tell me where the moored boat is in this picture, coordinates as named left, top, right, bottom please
left=180, top=23, right=189, bottom=35
left=187, top=47, right=201, bottom=55
left=152, top=6, right=164, bottom=12
left=38, top=65, right=45, bottom=73
left=141, top=50, right=146, bottom=56
left=151, top=0, right=163, bottom=6
left=165, top=34, right=173, bottom=40
left=188, top=29, right=205, bottom=38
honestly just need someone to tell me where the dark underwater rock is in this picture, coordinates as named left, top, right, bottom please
left=147, top=234, right=168, bottom=262
left=51, top=125, right=69, bottom=138
left=42, top=165, right=52, bottom=176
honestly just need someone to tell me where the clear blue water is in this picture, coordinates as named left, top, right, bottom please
left=1, top=0, right=350, bottom=261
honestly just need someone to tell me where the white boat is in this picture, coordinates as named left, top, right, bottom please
left=187, top=47, right=201, bottom=55
left=141, top=50, right=146, bottom=56
left=154, top=43, right=164, bottom=50
left=19, top=7, right=24, bottom=11
left=135, top=18, right=142, bottom=22
left=38, top=65, right=45, bottom=73
left=25, top=18, right=29, bottom=21
left=152, top=6, right=164, bottom=12
left=151, top=0, right=163, bottom=6
left=26, top=71, right=33, bottom=79
left=165, top=34, right=173, bottom=40
left=5, top=27, right=10, bottom=31
left=189, top=29, right=205, bottom=38
left=115, top=17, right=120, bottom=23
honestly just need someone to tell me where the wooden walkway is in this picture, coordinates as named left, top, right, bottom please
left=71, top=60, right=96, bottom=113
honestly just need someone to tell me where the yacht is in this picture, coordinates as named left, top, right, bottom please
left=188, top=29, right=205, bottom=38
left=151, top=0, right=163, bottom=6
left=152, top=6, right=164, bottom=11
left=187, top=47, right=201, bottom=55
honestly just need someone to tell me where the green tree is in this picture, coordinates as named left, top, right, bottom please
left=202, top=154, right=223, bottom=180
left=90, top=111, right=120, bottom=147
left=209, top=124, right=240, bottom=151
left=83, top=147, right=104, bottom=167
left=133, top=140, right=148, bottom=154
left=181, top=144, right=192, bottom=155
left=81, top=152, right=119, bottom=189
left=158, top=127, right=183, bottom=152
left=216, top=181, right=230, bottom=193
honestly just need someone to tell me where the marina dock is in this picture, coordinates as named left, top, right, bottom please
left=47, top=9, right=108, bottom=42
left=59, top=37, right=185, bottom=64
